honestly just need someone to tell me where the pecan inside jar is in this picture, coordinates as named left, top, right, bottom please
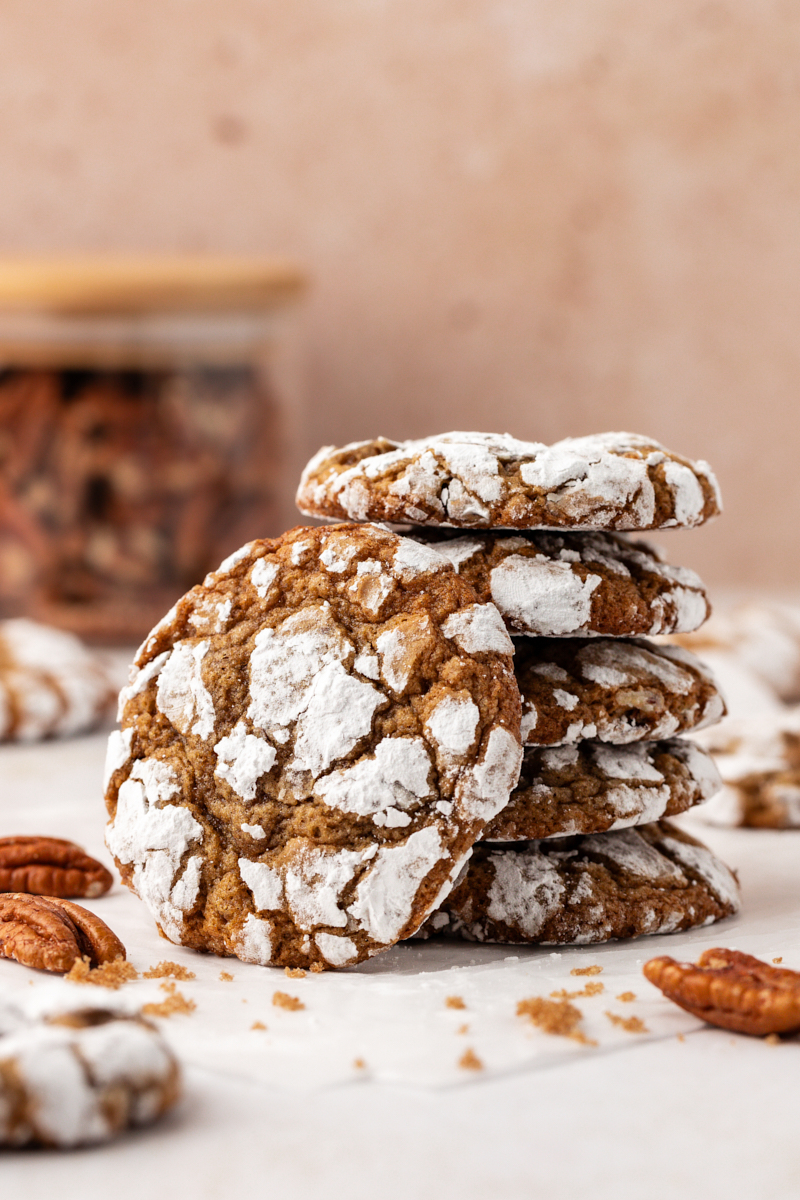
left=0, top=894, right=126, bottom=973
left=0, top=836, right=113, bottom=898
left=644, top=948, right=800, bottom=1036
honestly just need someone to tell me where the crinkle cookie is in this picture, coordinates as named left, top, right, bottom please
left=0, top=997, right=180, bottom=1147
left=515, top=637, right=724, bottom=747
left=484, top=738, right=722, bottom=841
left=694, top=709, right=800, bottom=828
left=415, top=529, right=710, bottom=637
left=0, top=619, right=114, bottom=742
left=105, top=524, right=522, bottom=971
left=296, top=431, right=721, bottom=531
left=421, top=820, right=740, bottom=946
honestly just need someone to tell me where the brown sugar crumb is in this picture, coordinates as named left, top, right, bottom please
left=445, top=995, right=466, bottom=1010
left=272, top=991, right=305, bottom=1012
left=251, top=1021, right=267, bottom=1031
left=457, top=1023, right=469, bottom=1035
left=65, top=956, right=139, bottom=990
left=353, top=1057, right=366, bottom=1070
left=605, top=1010, right=648, bottom=1034
left=773, top=958, right=784, bottom=965
left=570, top=965, right=603, bottom=977
left=458, top=1047, right=483, bottom=1071
left=764, top=1033, right=781, bottom=1046
left=310, top=962, right=325, bottom=974
left=285, top=967, right=306, bottom=979
left=143, top=960, right=196, bottom=981
left=617, top=991, right=636, bottom=1003
left=141, top=982, right=197, bottom=1018
left=677, top=1033, right=685, bottom=1043
left=517, top=996, right=597, bottom=1046
left=219, top=971, right=234, bottom=982
left=550, top=981, right=604, bottom=1000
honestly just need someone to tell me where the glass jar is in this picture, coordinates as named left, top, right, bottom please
left=0, top=257, right=306, bottom=642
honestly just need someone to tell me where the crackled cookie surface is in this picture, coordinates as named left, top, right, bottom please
left=422, top=820, right=740, bottom=945
left=416, top=530, right=710, bottom=637
left=484, top=738, right=721, bottom=841
left=515, top=637, right=724, bottom=747
left=695, top=708, right=800, bottom=828
left=0, top=619, right=113, bottom=742
left=105, top=524, right=522, bottom=970
left=0, top=997, right=180, bottom=1147
left=296, top=431, right=721, bottom=531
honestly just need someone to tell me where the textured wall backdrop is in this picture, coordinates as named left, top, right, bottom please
left=0, top=1, right=798, bottom=585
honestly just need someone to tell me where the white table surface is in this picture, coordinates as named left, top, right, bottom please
left=2, top=730, right=799, bottom=1200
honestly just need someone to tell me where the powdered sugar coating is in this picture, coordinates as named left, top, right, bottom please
left=297, top=431, right=722, bottom=531
left=422, top=820, right=739, bottom=946
left=106, top=523, right=521, bottom=969
left=416, top=529, right=711, bottom=637
left=694, top=707, right=800, bottom=828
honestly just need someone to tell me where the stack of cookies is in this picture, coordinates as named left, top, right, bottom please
left=296, top=431, right=740, bottom=948
left=104, top=431, right=739, bottom=971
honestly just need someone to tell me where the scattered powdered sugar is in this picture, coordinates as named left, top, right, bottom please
left=117, top=651, right=169, bottom=720
left=156, top=641, right=216, bottom=739
left=347, top=825, right=445, bottom=943
left=313, top=737, right=432, bottom=823
left=292, top=661, right=384, bottom=778
left=241, top=822, right=266, bottom=839
left=486, top=851, right=566, bottom=937
left=441, top=603, right=513, bottom=654
left=217, top=543, right=256, bottom=575
left=103, top=727, right=134, bottom=789
left=425, top=695, right=480, bottom=757
left=456, top=727, right=523, bottom=822
left=284, top=846, right=369, bottom=930
left=314, top=932, right=358, bottom=967
left=235, top=914, right=274, bottom=965
left=250, top=558, right=280, bottom=598
left=106, top=758, right=203, bottom=942
left=238, top=859, right=284, bottom=911
left=214, top=721, right=277, bottom=801
left=490, top=555, right=602, bottom=636
left=392, top=537, right=449, bottom=581
left=319, top=539, right=359, bottom=573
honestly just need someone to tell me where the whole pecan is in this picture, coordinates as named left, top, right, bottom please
left=643, top=948, right=800, bottom=1036
left=0, top=837, right=113, bottom=898
left=0, top=894, right=126, bottom=973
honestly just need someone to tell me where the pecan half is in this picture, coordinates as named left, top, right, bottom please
left=0, top=894, right=126, bottom=973
left=643, top=948, right=800, bottom=1035
left=0, top=837, right=113, bottom=898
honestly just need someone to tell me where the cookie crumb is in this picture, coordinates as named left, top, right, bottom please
left=445, top=995, right=466, bottom=1010
left=458, top=1048, right=483, bottom=1071
left=65, top=956, right=139, bottom=989
left=141, top=982, right=196, bottom=1018
left=251, top=1021, right=267, bottom=1031
left=616, top=991, right=636, bottom=1003
left=677, top=1033, right=685, bottom=1043
left=310, top=962, right=325, bottom=974
left=605, top=1010, right=648, bottom=1034
left=219, top=971, right=233, bottom=982
left=353, top=1057, right=366, bottom=1070
left=773, top=958, right=783, bottom=965
left=570, top=965, right=603, bottom=977
left=457, top=1023, right=469, bottom=1035
left=285, top=967, right=306, bottom=979
left=550, top=981, right=604, bottom=1000
left=764, top=1033, right=781, bottom=1046
left=517, top=996, right=596, bottom=1045
left=272, top=991, right=304, bottom=1012
left=143, top=961, right=196, bottom=981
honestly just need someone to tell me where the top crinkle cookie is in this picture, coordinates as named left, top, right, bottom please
left=296, top=431, right=722, bottom=531
left=105, top=524, right=523, bottom=971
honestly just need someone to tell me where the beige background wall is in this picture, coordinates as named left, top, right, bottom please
left=0, top=1, right=797, bottom=585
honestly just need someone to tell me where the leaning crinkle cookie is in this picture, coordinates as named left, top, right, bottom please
left=420, top=820, right=740, bottom=945
left=0, top=995, right=180, bottom=1147
left=514, top=637, right=725, bottom=747
left=0, top=619, right=114, bottom=742
left=693, top=708, right=800, bottom=828
left=483, top=738, right=722, bottom=841
left=414, top=529, right=710, bottom=637
left=296, top=431, right=722, bottom=531
left=105, top=523, right=523, bottom=971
